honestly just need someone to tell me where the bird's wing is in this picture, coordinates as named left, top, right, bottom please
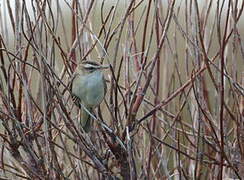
left=71, top=73, right=82, bottom=108
left=103, top=76, right=107, bottom=97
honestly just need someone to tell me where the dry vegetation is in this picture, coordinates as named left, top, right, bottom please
left=0, top=0, right=244, bottom=179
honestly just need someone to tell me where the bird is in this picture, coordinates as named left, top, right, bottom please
left=71, top=60, right=108, bottom=132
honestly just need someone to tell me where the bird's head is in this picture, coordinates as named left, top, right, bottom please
left=76, top=60, right=109, bottom=75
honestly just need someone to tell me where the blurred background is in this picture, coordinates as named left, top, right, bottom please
left=0, top=0, right=244, bottom=179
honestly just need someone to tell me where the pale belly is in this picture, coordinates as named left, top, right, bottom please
left=85, top=73, right=105, bottom=106
left=73, top=71, right=105, bottom=107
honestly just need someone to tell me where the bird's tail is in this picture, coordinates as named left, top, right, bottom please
left=80, top=106, right=93, bottom=133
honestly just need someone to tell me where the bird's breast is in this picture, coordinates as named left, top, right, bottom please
left=74, top=71, right=105, bottom=107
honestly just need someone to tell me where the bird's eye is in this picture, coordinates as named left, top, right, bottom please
left=82, top=61, right=100, bottom=71
left=84, top=65, right=97, bottom=71
left=87, top=67, right=95, bottom=71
